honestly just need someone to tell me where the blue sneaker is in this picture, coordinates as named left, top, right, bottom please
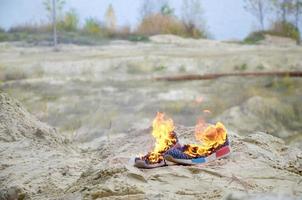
left=164, top=137, right=231, bottom=165
left=134, top=131, right=180, bottom=169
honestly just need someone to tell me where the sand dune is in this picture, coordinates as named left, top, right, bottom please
left=0, top=93, right=301, bottom=199
left=0, top=37, right=301, bottom=199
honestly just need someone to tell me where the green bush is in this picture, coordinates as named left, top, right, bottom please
left=244, top=31, right=266, bottom=44
left=83, top=18, right=104, bottom=35
left=272, top=76, right=295, bottom=92
left=153, top=65, right=166, bottom=72
left=270, top=21, right=300, bottom=42
left=0, top=32, right=9, bottom=42
left=9, top=23, right=51, bottom=34
left=58, top=9, right=79, bottom=32
left=234, top=63, right=248, bottom=71
left=244, top=21, right=300, bottom=44
left=128, top=34, right=149, bottom=42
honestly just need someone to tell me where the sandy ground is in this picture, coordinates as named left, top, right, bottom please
left=0, top=35, right=302, bottom=199
left=0, top=93, right=301, bottom=200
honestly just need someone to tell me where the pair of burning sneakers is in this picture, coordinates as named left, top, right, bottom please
left=134, top=133, right=231, bottom=169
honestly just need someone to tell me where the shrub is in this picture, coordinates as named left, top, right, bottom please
left=244, top=21, right=300, bottom=44
left=234, top=63, right=248, bottom=71
left=83, top=18, right=103, bottom=35
left=0, top=28, right=9, bottom=41
left=0, top=33, right=9, bottom=42
left=269, top=21, right=300, bottom=42
left=272, top=76, right=295, bottom=92
left=108, top=25, right=131, bottom=39
left=58, top=9, right=79, bottom=32
left=8, top=23, right=52, bottom=34
left=136, top=13, right=187, bottom=36
left=244, top=31, right=266, bottom=44
left=183, top=23, right=207, bottom=38
left=153, top=65, right=166, bottom=72
left=136, top=13, right=207, bottom=38
left=128, top=34, right=149, bottom=42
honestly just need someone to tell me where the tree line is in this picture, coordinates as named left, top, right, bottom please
left=40, top=0, right=208, bottom=39
left=244, top=0, right=302, bottom=30
left=244, top=0, right=301, bottom=43
left=0, top=0, right=301, bottom=43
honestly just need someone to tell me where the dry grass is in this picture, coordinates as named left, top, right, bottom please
left=244, top=21, right=300, bottom=44
left=9, top=23, right=52, bottom=34
left=137, top=14, right=186, bottom=36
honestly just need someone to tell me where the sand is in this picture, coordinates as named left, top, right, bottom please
left=0, top=92, right=301, bottom=200
left=0, top=35, right=302, bottom=199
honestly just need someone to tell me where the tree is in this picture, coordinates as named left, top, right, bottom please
left=139, top=0, right=171, bottom=18
left=58, top=9, right=79, bottom=32
left=160, top=3, right=174, bottom=16
left=83, top=18, right=102, bottom=35
left=105, top=4, right=117, bottom=31
left=272, top=0, right=302, bottom=44
left=244, top=0, right=272, bottom=30
left=293, top=0, right=302, bottom=28
left=181, top=0, right=207, bottom=38
left=43, top=0, right=66, bottom=21
left=140, top=0, right=155, bottom=18
left=272, top=0, right=295, bottom=22
left=182, top=0, right=205, bottom=29
left=292, top=0, right=302, bottom=43
left=150, top=0, right=170, bottom=15
left=43, top=0, right=66, bottom=48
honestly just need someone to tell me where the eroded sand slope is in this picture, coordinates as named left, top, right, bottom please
left=0, top=36, right=302, bottom=199
left=0, top=93, right=301, bottom=200
left=0, top=37, right=301, bottom=144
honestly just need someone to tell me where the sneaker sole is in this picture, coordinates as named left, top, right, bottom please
left=134, top=142, right=181, bottom=169
left=134, top=159, right=167, bottom=169
left=164, top=145, right=231, bottom=165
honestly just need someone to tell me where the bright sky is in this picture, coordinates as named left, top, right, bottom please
left=0, top=0, right=267, bottom=40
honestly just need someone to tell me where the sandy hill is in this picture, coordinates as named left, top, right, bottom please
left=0, top=92, right=89, bottom=200
left=0, top=93, right=64, bottom=144
left=0, top=92, right=301, bottom=199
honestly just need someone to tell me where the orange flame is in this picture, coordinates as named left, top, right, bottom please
left=144, top=112, right=177, bottom=163
left=194, top=118, right=207, bottom=141
left=184, top=121, right=227, bottom=158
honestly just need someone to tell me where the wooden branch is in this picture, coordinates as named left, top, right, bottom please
left=154, top=71, right=302, bottom=81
